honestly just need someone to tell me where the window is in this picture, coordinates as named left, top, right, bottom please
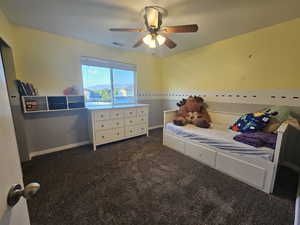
left=81, top=57, right=136, bottom=106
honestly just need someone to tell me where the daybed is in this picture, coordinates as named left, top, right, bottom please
left=163, top=110, right=291, bottom=193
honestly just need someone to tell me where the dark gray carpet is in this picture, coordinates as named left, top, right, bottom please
left=22, top=129, right=297, bottom=225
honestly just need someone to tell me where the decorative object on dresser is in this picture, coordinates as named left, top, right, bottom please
left=88, top=104, right=149, bottom=151
left=63, top=85, right=78, bottom=95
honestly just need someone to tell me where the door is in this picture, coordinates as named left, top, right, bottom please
left=0, top=47, right=30, bottom=224
left=0, top=41, right=30, bottom=162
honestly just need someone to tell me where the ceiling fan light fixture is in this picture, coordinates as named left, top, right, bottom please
left=142, top=34, right=152, bottom=45
left=110, top=6, right=197, bottom=50
left=143, top=34, right=156, bottom=48
left=148, top=40, right=156, bottom=48
left=156, top=34, right=166, bottom=45
left=145, top=7, right=159, bottom=28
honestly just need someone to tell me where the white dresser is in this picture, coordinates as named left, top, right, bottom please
left=88, top=104, right=149, bottom=150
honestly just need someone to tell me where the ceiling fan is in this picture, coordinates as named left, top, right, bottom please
left=109, top=6, right=198, bottom=49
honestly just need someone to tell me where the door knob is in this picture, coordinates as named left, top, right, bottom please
left=7, top=183, right=40, bottom=207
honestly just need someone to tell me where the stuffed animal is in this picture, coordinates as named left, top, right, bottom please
left=173, top=96, right=211, bottom=128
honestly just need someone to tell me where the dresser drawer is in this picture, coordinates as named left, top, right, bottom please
left=111, top=119, right=124, bottom=128
left=125, top=126, right=136, bottom=137
left=125, top=117, right=136, bottom=126
left=94, top=110, right=110, bottom=121
left=135, top=124, right=147, bottom=135
left=111, top=110, right=123, bottom=119
left=95, top=120, right=113, bottom=130
left=136, top=116, right=147, bottom=124
left=112, top=128, right=124, bottom=140
left=124, top=108, right=137, bottom=117
left=137, top=107, right=148, bottom=117
left=95, top=119, right=124, bottom=130
left=95, top=129, right=114, bottom=143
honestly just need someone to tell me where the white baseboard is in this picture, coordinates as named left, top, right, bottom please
left=29, top=126, right=162, bottom=159
left=29, top=141, right=90, bottom=159
left=149, top=125, right=163, bottom=130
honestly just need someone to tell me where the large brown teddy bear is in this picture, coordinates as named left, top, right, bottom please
left=173, top=96, right=211, bottom=128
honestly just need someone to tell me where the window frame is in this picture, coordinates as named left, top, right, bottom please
left=81, top=57, right=137, bottom=106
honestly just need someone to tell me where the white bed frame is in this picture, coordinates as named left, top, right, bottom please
left=163, top=110, right=290, bottom=193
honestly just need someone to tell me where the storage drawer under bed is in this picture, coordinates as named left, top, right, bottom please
left=163, top=131, right=269, bottom=190
left=185, top=142, right=217, bottom=167
left=216, top=152, right=267, bottom=189
left=163, top=132, right=185, bottom=154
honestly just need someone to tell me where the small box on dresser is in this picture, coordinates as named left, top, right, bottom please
left=88, top=104, right=149, bottom=151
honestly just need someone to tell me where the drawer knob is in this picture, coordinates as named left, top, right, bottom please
left=130, top=112, right=132, bottom=114
left=116, top=122, right=119, bottom=125
left=102, top=136, right=105, bottom=138
left=117, top=133, right=120, bottom=135
left=130, top=120, right=132, bottom=123
left=130, top=130, right=132, bottom=133
left=101, top=125, right=104, bottom=127
left=101, top=115, right=104, bottom=118
left=116, top=113, right=119, bottom=116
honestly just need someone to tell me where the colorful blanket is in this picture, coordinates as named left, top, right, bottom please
left=230, top=112, right=275, bottom=133
left=233, top=132, right=277, bottom=149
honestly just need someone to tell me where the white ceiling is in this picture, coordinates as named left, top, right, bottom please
left=1, top=0, right=300, bottom=57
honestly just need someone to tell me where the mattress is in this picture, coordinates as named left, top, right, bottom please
left=165, top=123, right=274, bottom=161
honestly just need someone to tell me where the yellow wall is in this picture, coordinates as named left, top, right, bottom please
left=161, top=18, right=300, bottom=91
left=12, top=26, right=161, bottom=95
left=2, top=6, right=300, bottom=94
left=0, top=9, right=14, bottom=49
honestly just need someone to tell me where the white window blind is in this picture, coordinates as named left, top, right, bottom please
left=81, top=57, right=136, bottom=71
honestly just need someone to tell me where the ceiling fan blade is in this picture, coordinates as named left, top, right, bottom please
left=133, top=38, right=144, bottom=48
left=109, top=28, right=144, bottom=32
left=162, top=24, right=198, bottom=33
left=164, top=37, right=177, bottom=49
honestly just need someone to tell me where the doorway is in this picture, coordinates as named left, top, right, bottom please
left=0, top=38, right=30, bottom=162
